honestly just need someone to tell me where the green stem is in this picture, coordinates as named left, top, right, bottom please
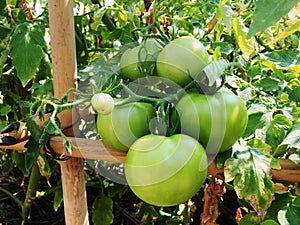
left=0, top=187, right=23, bottom=207
left=21, top=163, right=41, bottom=224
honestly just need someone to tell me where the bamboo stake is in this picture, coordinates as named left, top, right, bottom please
left=2, top=137, right=300, bottom=183
left=48, top=0, right=89, bottom=224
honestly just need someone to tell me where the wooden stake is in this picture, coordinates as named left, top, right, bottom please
left=48, top=0, right=89, bottom=224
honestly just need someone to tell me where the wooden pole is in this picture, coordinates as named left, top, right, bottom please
left=48, top=0, right=89, bottom=224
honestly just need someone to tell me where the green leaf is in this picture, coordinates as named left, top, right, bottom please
left=12, top=151, right=30, bottom=176
left=10, top=22, right=45, bottom=87
left=289, top=86, right=300, bottom=102
left=289, top=149, right=300, bottom=167
left=239, top=212, right=279, bottom=225
left=267, top=192, right=294, bottom=221
left=268, top=19, right=300, bottom=45
left=247, top=0, right=299, bottom=38
left=224, top=148, right=280, bottom=216
left=278, top=196, right=300, bottom=225
left=232, top=17, right=255, bottom=59
left=242, top=111, right=265, bottom=139
left=254, top=77, right=280, bottom=92
left=24, top=116, right=42, bottom=143
left=265, top=114, right=291, bottom=151
left=54, top=187, right=63, bottom=212
left=212, top=42, right=234, bottom=55
left=0, top=105, right=11, bottom=116
left=279, top=122, right=300, bottom=149
left=24, top=137, right=42, bottom=172
left=262, top=49, right=300, bottom=68
left=92, top=193, right=114, bottom=225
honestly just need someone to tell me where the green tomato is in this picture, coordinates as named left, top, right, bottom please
left=96, top=102, right=155, bottom=151
left=175, top=88, right=248, bottom=154
left=125, top=134, right=208, bottom=207
left=156, top=36, right=209, bottom=86
left=120, top=39, right=162, bottom=80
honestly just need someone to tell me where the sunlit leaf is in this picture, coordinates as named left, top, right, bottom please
left=268, top=19, right=300, bottom=45
left=279, top=122, right=300, bottom=149
left=262, top=49, right=300, bottom=68
left=216, top=3, right=232, bottom=34
left=278, top=196, right=300, bottom=225
left=201, top=59, right=229, bottom=86
left=232, top=17, right=255, bottom=59
left=248, top=0, right=299, bottom=38
left=242, top=111, right=265, bottom=139
left=10, top=23, right=45, bottom=87
left=254, top=77, right=280, bottom=92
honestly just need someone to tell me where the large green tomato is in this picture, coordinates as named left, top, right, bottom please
left=125, top=134, right=208, bottom=207
left=96, top=102, right=155, bottom=151
left=156, top=36, right=209, bottom=86
left=175, top=88, right=248, bottom=154
left=120, top=39, right=162, bottom=80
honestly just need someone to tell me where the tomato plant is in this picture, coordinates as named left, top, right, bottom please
left=176, top=88, right=248, bottom=154
left=1, top=0, right=300, bottom=224
left=125, top=134, right=207, bottom=207
left=96, top=102, right=155, bottom=151
left=156, top=36, right=209, bottom=86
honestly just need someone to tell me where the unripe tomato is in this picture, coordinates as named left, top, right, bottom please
left=175, top=88, right=248, bottom=154
left=125, top=134, right=208, bottom=207
left=120, top=39, right=162, bottom=80
left=91, top=93, right=114, bottom=115
left=96, top=102, right=155, bottom=151
left=156, top=36, right=209, bottom=86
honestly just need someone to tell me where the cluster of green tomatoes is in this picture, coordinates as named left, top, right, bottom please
left=91, top=36, right=248, bottom=207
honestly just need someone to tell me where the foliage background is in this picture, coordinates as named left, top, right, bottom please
left=0, top=0, right=300, bottom=224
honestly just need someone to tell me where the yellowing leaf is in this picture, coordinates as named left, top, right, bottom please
left=232, top=17, right=255, bottom=59
left=268, top=19, right=300, bottom=45
left=224, top=148, right=281, bottom=220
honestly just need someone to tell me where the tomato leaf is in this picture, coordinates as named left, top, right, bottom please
left=232, top=17, right=255, bottom=59
left=242, top=111, right=266, bottom=139
left=289, top=149, right=300, bottom=167
left=9, top=22, right=45, bottom=87
left=268, top=19, right=300, bottom=45
left=224, top=148, right=281, bottom=220
left=262, top=49, right=300, bottom=68
left=54, top=187, right=63, bottom=212
left=247, top=0, right=299, bottom=38
left=239, top=212, right=279, bottom=225
left=92, top=193, right=114, bottom=225
left=278, top=196, right=300, bottom=225
left=289, top=86, right=300, bottom=102
left=24, top=137, right=42, bottom=173
left=37, top=155, right=51, bottom=183
left=265, top=114, right=292, bottom=152
left=216, top=3, right=232, bottom=34
left=276, top=122, right=300, bottom=154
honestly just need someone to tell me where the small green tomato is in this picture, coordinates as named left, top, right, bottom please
left=91, top=93, right=115, bottom=115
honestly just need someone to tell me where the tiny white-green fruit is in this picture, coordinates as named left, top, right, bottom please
left=91, top=93, right=114, bottom=115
